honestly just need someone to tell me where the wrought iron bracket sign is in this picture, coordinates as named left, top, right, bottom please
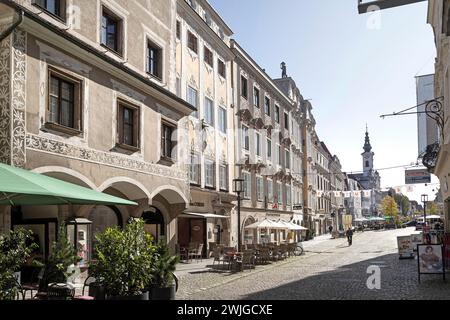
left=380, top=97, right=445, bottom=171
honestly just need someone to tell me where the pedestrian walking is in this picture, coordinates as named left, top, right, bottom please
left=346, top=227, right=353, bottom=246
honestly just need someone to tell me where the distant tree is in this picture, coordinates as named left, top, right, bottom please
left=394, top=194, right=410, bottom=216
left=382, top=196, right=400, bottom=224
left=427, top=202, right=439, bottom=215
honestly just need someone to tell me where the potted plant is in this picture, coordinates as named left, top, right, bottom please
left=150, top=243, right=179, bottom=300
left=39, top=223, right=81, bottom=293
left=0, top=228, right=36, bottom=300
left=90, top=219, right=154, bottom=300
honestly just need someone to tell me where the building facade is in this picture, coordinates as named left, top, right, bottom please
left=231, top=41, right=300, bottom=245
left=344, top=176, right=363, bottom=225
left=427, top=0, right=450, bottom=232
left=0, top=0, right=198, bottom=258
left=175, top=0, right=235, bottom=256
left=0, top=0, right=356, bottom=256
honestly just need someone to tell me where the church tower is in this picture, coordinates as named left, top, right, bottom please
left=362, top=126, right=374, bottom=175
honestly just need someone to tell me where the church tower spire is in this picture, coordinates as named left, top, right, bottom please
left=362, top=125, right=374, bottom=174
left=363, top=124, right=372, bottom=153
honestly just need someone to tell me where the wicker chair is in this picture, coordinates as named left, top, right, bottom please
left=188, top=243, right=204, bottom=262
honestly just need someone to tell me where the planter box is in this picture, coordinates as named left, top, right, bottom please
left=151, top=286, right=176, bottom=300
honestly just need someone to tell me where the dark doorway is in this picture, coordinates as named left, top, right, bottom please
left=142, top=206, right=165, bottom=243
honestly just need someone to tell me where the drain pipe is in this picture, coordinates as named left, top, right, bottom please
left=0, top=0, right=24, bottom=43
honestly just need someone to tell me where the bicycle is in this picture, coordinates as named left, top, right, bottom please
left=293, top=243, right=304, bottom=256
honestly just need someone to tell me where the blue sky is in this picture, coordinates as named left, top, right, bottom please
left=210, top=0, right=439, bottom=202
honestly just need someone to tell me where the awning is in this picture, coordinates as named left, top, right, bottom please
left=245, top=219, right=286, bottom=230
left=182, top=212, right=229, bottom=219
left=0, top=162, right=137, bottom=206
left=277, top=220, right=308, bottom=231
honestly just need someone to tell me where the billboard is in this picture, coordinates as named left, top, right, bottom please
left=358, top=0, right=427, bottom=14
left=405, top=168, right=431, bottom=184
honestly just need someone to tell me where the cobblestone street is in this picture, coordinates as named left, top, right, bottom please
left=177, top=228, right=450, bottom=300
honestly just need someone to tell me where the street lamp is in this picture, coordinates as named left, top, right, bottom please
left=233, top=178, right=244, bottom=252
left=421, top=194, right=428, bottom=227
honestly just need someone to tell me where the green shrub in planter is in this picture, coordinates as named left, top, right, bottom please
left=40, top=223, right=81, bottom=292
left=0, top=228, right=36, bottom=300
left=90, top=219, right=155, bottom=299
left=150, top=243, right=179, bottom=300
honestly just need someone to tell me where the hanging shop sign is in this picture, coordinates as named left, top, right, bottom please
left=405, top=169, right=431, bottom=185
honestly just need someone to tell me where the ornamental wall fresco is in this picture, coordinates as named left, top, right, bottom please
left=0, top=30, right=26, bottom=167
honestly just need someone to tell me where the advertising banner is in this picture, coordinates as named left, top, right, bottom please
left=397, top=236, right=414, bottom=259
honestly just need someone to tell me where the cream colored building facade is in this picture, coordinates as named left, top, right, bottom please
left=0, top=0, right=196, bottom=257
left=175, top=0, right=236, bottom=252
left=231, top=41, right=302, bottom=245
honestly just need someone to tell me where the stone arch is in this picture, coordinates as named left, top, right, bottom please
left=98, top=177, right=152, bottom=201
left=149, top=185, right=188, bottom=205
left=32, top=166, right=97, bottom=190
left=30, top=166, right=98, bottom=220
left=242, top=215, right=257, bottom=245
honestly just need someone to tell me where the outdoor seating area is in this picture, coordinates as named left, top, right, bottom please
left=206, top=242, right=304, bottom=273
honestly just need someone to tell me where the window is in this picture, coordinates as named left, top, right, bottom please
left=176, top=20, right=181, bottom=40
left=284, top=112, right=289, bottom=130
left=187, top=86, right=198, bottom=117
left=48, top=69, right=82, bottom=132
left=204, top=46, right=213, bottom=67
left=277, top=183, right=283, bottom=205
left=204, top=97, right=214, bottom=127
left=286, top=185, right=291, bottom=205
left=243, top=125, right=250, bottom=151
left=275, top=105, right=280, bottom=123
left=277, top=144, right=282, bottom=165
left=241, top=76, right=248, bottom=99
left=218, top=59, right=226, bottom=78
left=101, top=7, right=123, bottom=54
left=267, top=138, right=272, bottom=159
left=190, top=153, right=201, bottom=185
left=365, top=161, right=369, bottom=168
left=265, top=97, right=271, bottom=116
left=186, top=0, right=197, bottom=10
left=256, top=176, right=263, bottom=201
left=219, top=164, right=228, bottom=191
left=35, top=0, right=66, bottom=20
left=243, top=172, right=251, bottom=199
left=205, top=159, right=215, bottom=188
left=218, top=107, right=227, bottom=133
left=268, top=180, right=273, bottom=203
left=161, top=122, right=175, bottom=159
left=187, top=31, right=198, bottom=53
left=285, top=149, right=290, bottom=169
left=147, top=40, right=162, bottom=80
left=253, top=87, right=260, bottom=108
left=255, top=132, right=261, bottom=157
left=117, top=100, right=140, bottom=149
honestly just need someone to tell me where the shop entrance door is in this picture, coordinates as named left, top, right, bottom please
left=190, top=219, right=206, bottom=258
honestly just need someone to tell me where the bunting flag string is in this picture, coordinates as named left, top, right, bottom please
left=313, top=190, right=375, bottom=199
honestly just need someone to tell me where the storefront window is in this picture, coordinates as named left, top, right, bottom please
left=66, top=218, right=92, bottom=267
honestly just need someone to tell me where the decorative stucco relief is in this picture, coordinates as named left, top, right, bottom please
left=11, top=30, right=27, bottom=168
left=0, top=35, right=11, bottom=164
left=26, top=133, right=188, bottom=181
